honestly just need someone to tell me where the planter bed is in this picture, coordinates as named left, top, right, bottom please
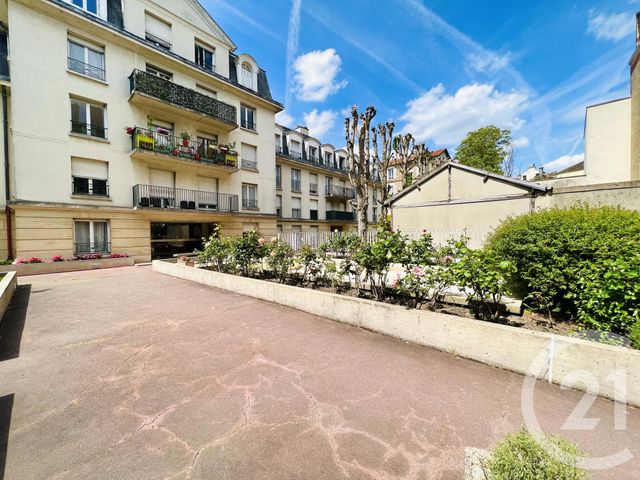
left=0, top=257, right=134, bottom=276
left=153, top=260, right=640, bottom=407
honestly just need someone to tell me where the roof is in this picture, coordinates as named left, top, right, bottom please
left=388, top=147, right=450, bottom=166
left=387, top=161, right=551, bottom=205
left=553, top=161, right=584, bottom=176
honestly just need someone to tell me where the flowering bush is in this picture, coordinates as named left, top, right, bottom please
left=265, top=238, right=295, bottom=283
left=109, top=253, right=129, bottom=258
left=230, top=229, right=267, bottom=277
left=51, top=255, right=65, bottom=262
left=75, top=253, right=103, bottom=260
left=15, top=257, right=43, bottom=264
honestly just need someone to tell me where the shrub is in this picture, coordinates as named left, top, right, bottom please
left=15, top=257, right=44, bottom=264
left=51, top=255, right=65, bottom=262
left=229, top=230, right=266, bottom=277
left=295, top=244, right=320, bottom=284
left=486, top=429, right=589, bottom=480
left=629, top=322, right=640, bottom=350
left=265, top=238, right=295, bottom=283
left=354, top=228, right=406, bottom=301
left=486, top=206, right=640, bottom=319
left=198, top=228, right=233, bottom=273
left=452, top=247, right=516, bottom=320
left=75, top=253, right=102, bottom=260
left=574, top=255, right=640, bottom=334
left=319, top=233, right=364, bottom=291
left=109, top=253, right=129, bottom=258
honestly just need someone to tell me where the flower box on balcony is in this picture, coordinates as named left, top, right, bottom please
left=136, top=133, right=155, bottom=150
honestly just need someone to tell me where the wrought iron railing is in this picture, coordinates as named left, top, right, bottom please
left=325, top=184, right=355, bottom=199
left=72, top=176, right=109, bottom=196
left=326, top=210, right=355, bottom=221
left=74, top=242, right=111, bottom=255
left=241, top=159, right=258, bottom=170
left=291, top=179, right=301, bottom=192
left=71, top=121, right=107, bottom=139
left=242, top=198, right=258, bottom=209
left=133, top=184, right=239, bottom=212
left=129, top=69, right=237, bottom=126
left=275, top=146, right=348, bottom=174
left=130, top=127, right=238, bottom=168
left=68, top=57, right=105, bottom=81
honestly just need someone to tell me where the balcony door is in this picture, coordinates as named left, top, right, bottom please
left=197, top=176, right=218, bottom=209
left=149, top=169, right=175, bottom=207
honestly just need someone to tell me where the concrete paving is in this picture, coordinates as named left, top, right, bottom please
left=0, top=266, right=638, bottom=479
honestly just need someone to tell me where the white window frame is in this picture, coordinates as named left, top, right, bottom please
left=240, top=61, right=254, bottom=89
left=67, top=37, right=105, bottom=81
left=242, top=184, right=258, bottom=209
left=66, top=0, right=107, bottom=19
left=70, top=97, right=108, bottom=138
left=387, top=167, right=396, bottom=180
left=195, top=42, right=215, bottom=72
left=240, top=104, right=256, bottom=131
left=74, top=219, right=110, bottom=254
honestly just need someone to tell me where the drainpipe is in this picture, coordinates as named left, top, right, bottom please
left=2, top=85, right=11, bottom=259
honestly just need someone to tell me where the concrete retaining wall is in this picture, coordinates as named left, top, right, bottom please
left=153, top=260, right=640, bottom=407
left=0, top=271, right=17, bottom=323
left=0, top=257, right=135, bottom=276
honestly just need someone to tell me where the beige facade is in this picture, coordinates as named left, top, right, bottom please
left=631, top=13, right=640, bottom=181
left=274, top=124, right=379, bottom=234
left=2, top=0, right=282, bottom=261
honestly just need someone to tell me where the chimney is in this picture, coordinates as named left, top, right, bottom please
left=295, top=125, right=309, bottom=136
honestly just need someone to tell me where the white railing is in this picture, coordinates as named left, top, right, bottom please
left=277, top=229, right=489, bottom=251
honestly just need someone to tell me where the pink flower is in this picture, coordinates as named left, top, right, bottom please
left=411, top=266, right=425, bottom=277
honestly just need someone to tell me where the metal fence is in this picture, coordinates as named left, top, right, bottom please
left=277, top=229, right=489, bottom=251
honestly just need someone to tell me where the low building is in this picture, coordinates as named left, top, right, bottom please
left=387, top=148, right=450, bottom=196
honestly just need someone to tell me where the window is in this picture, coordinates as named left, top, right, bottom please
left=276, top=165, right=282, bottom=189
left=291, top=169, right=301, bottom=192
left=67, top=0, right=105, bottom=18
left=240, top=62, right=253, bottom=89
left=71, top=158, right=108, bottom=196
left=145, top=13, right=171, bottom=50
left=242, top=184, right=258, bottom=209
left=338, top=156, right=346, bottom=170
left=325, top=176, right=333, bottom=194
left=240, top=105, right=256, bottom=131
left=241, top=143, right=257, bottom=170
left=67, top=38, right=105, bottom=81
left=308, top=146, right=318, bottom=161
left=372, top=207, right=378, bottom=223
left=74, top=220, right=109, bottom=254
left=387, top=167, right=396, bottom=180
left=146, top=64, right=172, bottom=81
left=325, top=151, right=333, bottom=165
left=309, top=173, right=318, bottom=195
left=310, top=199, right=318, bottom=220
left=70, top=98, right=107, bottom=138
left=195, top=43, right=215, bottom=71
left=196, top=133, right=218, bottom=161
left=292, top=197, right=301, bottom=219
left=276, top=195, right=282, bottom=218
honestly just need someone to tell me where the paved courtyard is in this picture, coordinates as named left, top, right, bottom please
left=0, top=266, right=638, bottom=479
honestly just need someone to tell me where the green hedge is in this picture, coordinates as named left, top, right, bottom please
left=486, top=206, right=640, bottom=332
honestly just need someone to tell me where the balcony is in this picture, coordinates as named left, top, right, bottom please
left=325, top=184, right=355, bottom=200
left=128, top=69, right=238, bottom=130
left=326, top=210, right=355, bottom=221
left=133, top=184, right=239, bottom=212
left=276, top=146, right=349, bottom=175
left=129, top=127, right=239, bottom=174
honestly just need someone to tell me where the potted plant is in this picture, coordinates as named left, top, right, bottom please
left=125, top=126, right=135, bottom=135
left=180, top=131, right=191, bottom=147
left=156, top=127, right=170, bottom=135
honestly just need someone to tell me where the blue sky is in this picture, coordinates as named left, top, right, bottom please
left=202, top=0, right=638, bottom=174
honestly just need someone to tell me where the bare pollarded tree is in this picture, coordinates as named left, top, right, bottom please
left=371, top=121, right=395, bottom=219
left=345, top=105, right=377, bottom=236
left=393, top=133, right=418, bottom=189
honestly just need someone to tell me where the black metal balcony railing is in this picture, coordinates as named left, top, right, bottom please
left=72, top=176, right=109, bottom=196
left=68, top=57, right=106, bottom=81
left=242, top=198, right=258, bottom=209
left=74, top=242, right=111, bottom=255
left=129, top=69, right=237, bottom=127
left=71, top=121, right=107, bottom=139
left=325, top=184, right=356, bottom=199
left=130, top=127, right=238, bottom=168
left=133, top=184, right=239, bottom=212
left=241, top=159, right=258, bottom=170
left=291, top=179, right=301, bottom=192
left=275, top=146, right=348, bottom=174
left=326, top=210, right=355, bottom=221
left=309, top=183, right=318, bottom=195
left=292, top=209, right=302, bottom=219
left=241, top=119, right=256, bottom=131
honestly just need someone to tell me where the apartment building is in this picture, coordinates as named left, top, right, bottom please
left=274, top=124, right=380, bottom=234
left=1, top=0, right=282, bottom=261
left=387, top=148, right=451, bottom=196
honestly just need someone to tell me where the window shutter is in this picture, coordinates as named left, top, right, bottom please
left=145, top=14, right=171, bottom=42
left=71, top=158, right=108, bottom=178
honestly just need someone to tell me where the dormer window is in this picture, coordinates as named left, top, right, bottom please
left=241, top=62, right=253, bottom=89
left=66, top=0, right=106, bottom=19
left=145, top=13, right=172, bottom=50
left=195, top=43, right=215, bottom=72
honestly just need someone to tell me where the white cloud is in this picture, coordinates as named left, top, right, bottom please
left=587, top=10, right=635, bottom=42
left=512, top=136, right=530, bottom=149
left=284, top=0, right=302, bottom=107
left=303, top=109, right=337, bottom=138
left=275, top=110, right=294, bottom=127
left=543, top=153, right=584, bottom=172
left=400, top=83, right=529, bottom=146
left=293, top=49, right=347, bottom=102
left=467, top=51, right=513, bottom=75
